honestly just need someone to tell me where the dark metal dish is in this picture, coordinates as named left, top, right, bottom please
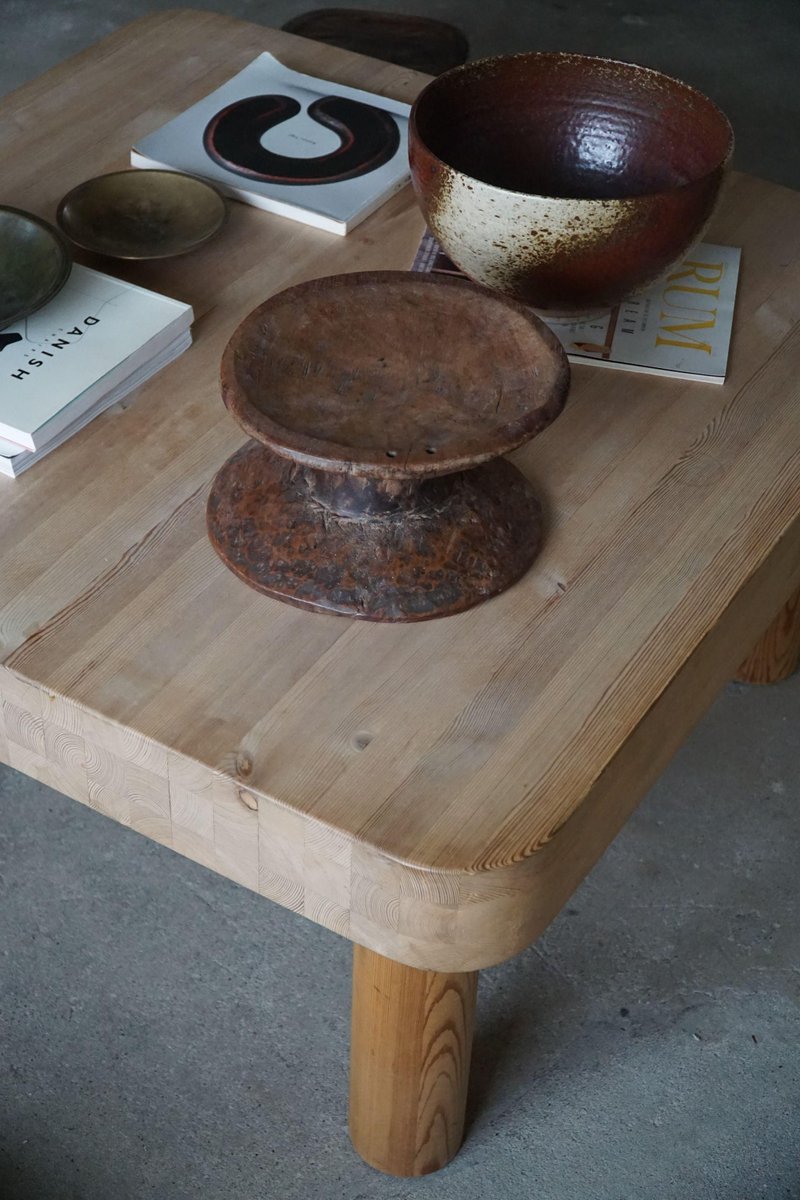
left=0, top=206, right=72, bottom=331
left=57, top=169, right=227, bottom=260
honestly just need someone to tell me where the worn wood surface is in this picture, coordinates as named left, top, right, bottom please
left=736, top=587, right=800, bottom=683
left=219, top=272, right=568, bottom=475
left=349, top=946, right=477, bottom=1175
left=1, top=13, right=799, bottom=972
left=207, top=442, right=549, bottom=621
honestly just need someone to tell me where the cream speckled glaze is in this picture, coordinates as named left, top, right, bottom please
left=409, top=52, right=734, bottom=314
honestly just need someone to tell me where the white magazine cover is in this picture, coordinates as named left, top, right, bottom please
left=0, top=266, right=193, bottom=450
left=131, top=53, right=411, bottom=235
left=0, top=330, right=193, bottom=478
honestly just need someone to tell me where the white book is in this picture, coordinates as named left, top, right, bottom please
left=131, top=52, right=411, bottom=235
left=0, top=330, right=192, bottom=478
left=0, top=265, right=193, bottom=450
left=413, top=232, right=741, bottom=384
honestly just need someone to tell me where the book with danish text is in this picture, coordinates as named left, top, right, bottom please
left=412, top=231, right=741, bottom=384
left=0, top=265, right=192, bottom=469
left=131, top=53, right=411, bottom=235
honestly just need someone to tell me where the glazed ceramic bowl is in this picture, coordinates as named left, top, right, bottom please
left=409, top=52, right=734, bottom=314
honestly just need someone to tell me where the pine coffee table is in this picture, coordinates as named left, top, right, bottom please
left=1, top=11, right=799, bottom=1179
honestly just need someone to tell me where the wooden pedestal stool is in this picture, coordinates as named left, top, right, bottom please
left=207, top=271, right=569, bottom=622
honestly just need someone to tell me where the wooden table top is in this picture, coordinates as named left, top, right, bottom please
left=2, top=11, right=799, bottom=972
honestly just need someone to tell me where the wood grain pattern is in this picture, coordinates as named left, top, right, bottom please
left=1, top=14, right=799, bottom=972
left=349, top=946, right=477, bottom=1175
left=735, top=587, right=800, bottom=683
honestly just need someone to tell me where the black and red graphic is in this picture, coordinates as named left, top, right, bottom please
left=202, top=94, right=400, bottom=185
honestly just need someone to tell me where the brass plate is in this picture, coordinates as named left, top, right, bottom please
left=0, top=206, right=72, bottom=331
left=57, top=169, right=228, bottom=260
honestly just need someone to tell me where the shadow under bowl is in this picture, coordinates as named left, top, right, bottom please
left=57, top=169, right=227, bottom=260
left=409, top=52, right=734, bottom=314
left=0, top=206, right=72, bottom=331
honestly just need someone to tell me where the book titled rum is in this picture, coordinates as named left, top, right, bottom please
left=412, top=231, right=741, bottom=384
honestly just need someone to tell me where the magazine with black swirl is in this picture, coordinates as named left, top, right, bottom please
left=131, top=53, right=411, bottom=235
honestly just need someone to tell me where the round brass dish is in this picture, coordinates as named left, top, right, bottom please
left=57, top=169, right=228, bottom=259
left=0, top=206, right=72, bottom=331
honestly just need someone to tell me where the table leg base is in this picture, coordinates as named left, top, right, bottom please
left=735, top=588, right=800, bottom=684
left=349, top=946, right=478, bottom=1176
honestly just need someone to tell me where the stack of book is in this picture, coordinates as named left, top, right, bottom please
left=0, top=267, right=193, bottom=478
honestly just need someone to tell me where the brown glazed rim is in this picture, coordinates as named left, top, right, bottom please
left=410, top=50, right=735, bottom=203
left=221, top=271, right=571, bottom=479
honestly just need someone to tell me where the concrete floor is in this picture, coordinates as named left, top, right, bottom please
left=1, top=2, right=799, bottom=1198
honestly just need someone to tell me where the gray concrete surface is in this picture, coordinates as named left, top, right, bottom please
left=1, top=2, right=799, bottom=1198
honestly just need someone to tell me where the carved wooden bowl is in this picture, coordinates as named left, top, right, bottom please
left=207, top=272, right=569, bottom=621
left=409, top=52, right=734, bottom=315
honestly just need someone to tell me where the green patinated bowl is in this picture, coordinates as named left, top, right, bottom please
left=0, top=206, right=72, bottom=331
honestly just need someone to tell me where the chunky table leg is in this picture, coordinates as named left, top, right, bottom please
left=735, top=587, right=800, bottom=684
left=349, top=945, right=478, bottom=1176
